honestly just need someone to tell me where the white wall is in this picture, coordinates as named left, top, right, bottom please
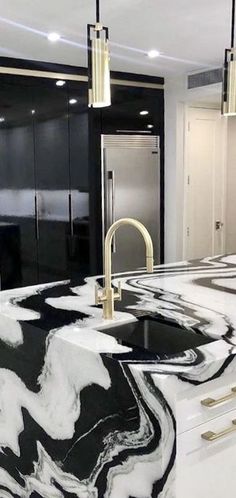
left=226, top=117, right=236, bottom=252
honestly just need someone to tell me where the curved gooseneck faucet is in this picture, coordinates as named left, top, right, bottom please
left=95, top=218, right=154, bottom=319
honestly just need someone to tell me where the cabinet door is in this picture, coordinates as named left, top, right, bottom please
left=68, top=81, right=90, bottom=280
left=177, top=408, right=236, bottom=498
left=32, top=78, right=70, bottom=284
left=0, top=74, right=38, bottom=288
left=177, top=371, right=236, bottom=434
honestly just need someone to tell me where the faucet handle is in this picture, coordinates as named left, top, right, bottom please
left=95, top=283, right=100, bottom=306
left=114, top=281, right=122, bottom=302
left=95, top=283, right=106, bottom=305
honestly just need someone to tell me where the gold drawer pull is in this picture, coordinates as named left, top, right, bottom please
left=201, top=419, right=236, bottom=442
left=201, top=387, right=236, bottom=408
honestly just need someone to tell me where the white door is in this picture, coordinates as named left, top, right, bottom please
left=184, top=107, right=227, bottom=260
left=177, top=409, right=236, bottom=498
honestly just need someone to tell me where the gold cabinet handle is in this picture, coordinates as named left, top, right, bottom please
left=201, top=419, right=236, bottom=442
left=201, top=387, right=236, bottom=408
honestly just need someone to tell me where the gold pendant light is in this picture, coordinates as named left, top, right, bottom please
left=87, top=0, right=111, bottom=108
left=222, top=0, right=236, bottom=115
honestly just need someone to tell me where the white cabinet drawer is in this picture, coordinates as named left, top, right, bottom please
left=177, top=408, right=236, bottom=498
left=176, top=371, right=236, bottom=434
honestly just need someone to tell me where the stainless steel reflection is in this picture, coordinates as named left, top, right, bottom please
left=107, top=170, right=116, bottom=252
left=101, top=134, right=160, bottom=273
left=68, top=192, right=74, bottom=238
left=34, top=193, right=39, bottom=240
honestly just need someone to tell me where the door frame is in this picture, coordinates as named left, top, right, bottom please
left=183, top=105, right=228, bottom=260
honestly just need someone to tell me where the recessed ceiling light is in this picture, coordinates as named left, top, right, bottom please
left=147, top=124, right=154, bottom=129
left=139, top=110, right=149, bottom=116
left=31, top=109, right=36, bottom=115
left=69, top=98, right=78, bottom=105
left=147, top=50, right=160, bottom=59
left=0, top=117, right=5, bottom=123
left=48, top=32, right=61, bottom=42
left=56, top=80, right=66, bottom=87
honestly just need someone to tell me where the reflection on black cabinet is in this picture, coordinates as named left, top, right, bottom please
left=68, top=90, right=90, bottom=280
left=33, top=79, right=70, bottom=283
left=0, top=77, right=38, bottom=287
left=101, top=84, right=163, bottom=138
left=0, top=75, right=90, bottom=289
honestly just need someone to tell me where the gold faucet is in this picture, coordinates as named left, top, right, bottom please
left=95, top=218, right=154, bottom=320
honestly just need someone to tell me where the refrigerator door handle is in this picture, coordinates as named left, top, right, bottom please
left=69, top=192, right=74, bottom=238
left=34, top=193, right=39, bottom=240
left=107, top=170, right=116, bottom=253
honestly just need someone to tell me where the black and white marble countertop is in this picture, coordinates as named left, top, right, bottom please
left=1, top=254, right=236, bottom=497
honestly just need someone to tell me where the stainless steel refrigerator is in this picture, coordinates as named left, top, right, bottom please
left=101, top=134, right=160, bottom=273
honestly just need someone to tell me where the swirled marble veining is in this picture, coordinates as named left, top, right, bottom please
left=0, top=255, right=236, bottom=496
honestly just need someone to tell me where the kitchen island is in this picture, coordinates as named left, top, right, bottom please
left=1, top=254, right=236, bottom=497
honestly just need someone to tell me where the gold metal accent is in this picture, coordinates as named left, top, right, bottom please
left=0, top=67, right=164, bottom=89
left=224, top=59, right=236, bottom=116
left=95, top=22, right=103, bottom=31
left=0, top=67, right=88, bottom=82
left=201, top=419, right=236, bottom=442
left=110, top=79, right=164, bottom=90
left=201, top=387, right=236, bottom=408
left=95, top=218, right=154, bottom=319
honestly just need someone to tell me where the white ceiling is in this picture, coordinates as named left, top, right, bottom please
left=0, top=0, right=233, bottom=77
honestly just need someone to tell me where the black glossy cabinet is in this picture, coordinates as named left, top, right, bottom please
left=0, top=76, right=38, bottom=287
left=32, top=79, right=70, bottom=283
left=0, top=75, right=90, bottom=289
left=68, top=84, right=90, bottom=279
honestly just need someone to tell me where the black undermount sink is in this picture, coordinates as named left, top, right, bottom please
left=98, top=316, right=215, bottom=357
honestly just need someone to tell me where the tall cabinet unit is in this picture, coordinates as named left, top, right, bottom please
left=32, top=77, right=71, bottom=283
left=98, top=82, right=165, bottom=273
left=0, top=73, right=90, bottom=289
left=68, top=81, right=90, bottom=280
left=0, top=75, right=38, bottom=288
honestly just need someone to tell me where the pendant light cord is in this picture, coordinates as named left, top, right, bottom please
left=96, top=0, right=100, bottom=23
left=231, top=0, right=235, bottom=48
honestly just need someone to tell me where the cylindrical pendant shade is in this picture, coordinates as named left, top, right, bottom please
left=222, top=0, right=236, bottom=116
left=89, top=37, right=111, bottom=108
left=223, top=59, right=236, bottom=115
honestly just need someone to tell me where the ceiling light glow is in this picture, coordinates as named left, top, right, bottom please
left=69, top=98, right=78, bottom=105
left=147, top=124, right=154, bottom=129
left=140, top=110, right=149, bottom=116
left=0, top=117, right=5, bottom=123
left=48, top=32, right=61, bottom=42
left=31, top=109, right=35, bottom=115
left=56, top=80, right=66, bottom=87
left=147, top=50, right=160, bottom=59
